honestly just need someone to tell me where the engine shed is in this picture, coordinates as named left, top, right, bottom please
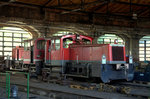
left=0, top=0, right=150, bottom=99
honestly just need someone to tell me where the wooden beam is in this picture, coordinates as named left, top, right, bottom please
left=112, top=0, right=150, bottom=7
left=92, top=1, right=108, bottom=12
left=42, top=0, right=53, bottom=7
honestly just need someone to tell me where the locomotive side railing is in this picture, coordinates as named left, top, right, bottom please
left=6, top=71, right=30, bottom=99
left=0, top=71, right=30, bottom=99
left=0, top=72, right=10, bottom=99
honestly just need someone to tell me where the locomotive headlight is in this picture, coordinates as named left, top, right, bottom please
left=102, top=55, right=106, bottom=64
left=129, top=56, right=133, bottom=64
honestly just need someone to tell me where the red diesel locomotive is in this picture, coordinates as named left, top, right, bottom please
left=12, top=38, right=45, bottom=74
left=12, top=34, right=134, bottom=83
left=44, top=34, right=134, bottom=83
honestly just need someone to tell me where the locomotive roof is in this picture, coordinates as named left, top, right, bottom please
left=23, top=34, right=92, bottom=41
left=45, top=36, right=62, bottom=40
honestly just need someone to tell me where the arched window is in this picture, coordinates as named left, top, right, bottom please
left=139, top=36, right=150, bottom=61
left=97, top=34, right=124, bottom=44
left=0, top=27, right=32, bottom=59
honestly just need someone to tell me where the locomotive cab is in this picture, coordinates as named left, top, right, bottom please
left=44, top=35, right=93, bottom=78
left=23, top=39, right=34, bottom=64
left=23, top=38, right=45, bottom=74
left=12, top=46, right=24, bottom=69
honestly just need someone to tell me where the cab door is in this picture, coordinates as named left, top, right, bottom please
left=50, top=39, right=61, bottom=65
left=45, top=40, right=51, bottom=64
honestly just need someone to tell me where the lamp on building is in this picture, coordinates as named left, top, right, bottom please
left=132, top=13, right=137, bottom=20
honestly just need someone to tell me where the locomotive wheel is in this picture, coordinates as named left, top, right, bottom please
left=42, top=69, right=49, bottom=81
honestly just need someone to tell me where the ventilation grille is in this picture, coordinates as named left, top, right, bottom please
left=112, top=46, right=124, bottom=61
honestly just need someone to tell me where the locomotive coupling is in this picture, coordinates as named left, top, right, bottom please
left=116, top=64, right=129, bottom=70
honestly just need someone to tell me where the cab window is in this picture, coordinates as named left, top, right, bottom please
left=24, top=42, right=28, bottom=51
left=24, top=40, right=33, bottom=51
left=51, top=40, right=55, bottom=50
left=55, top=39, right=60, bottom=50
left=37, top=40, right=45, bottom=50
left=51, top=39, right=60, bottom=50
left=82, top=38, right=91, bottom=44
left=63, top=38, right=73, bottom=48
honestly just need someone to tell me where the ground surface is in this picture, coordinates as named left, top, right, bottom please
left=0, top=74, right=148, bottom=99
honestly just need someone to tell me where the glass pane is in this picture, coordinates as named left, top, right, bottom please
left=139, top=40, right=144, bottom=44
left=146, top=51, right=150, bottom=53
left=99, top=42, right=103, bottom=44
left=146, top=41, right=150, bottom=44
left=146, top=54, right=150, bottom=57
left=4, top=42, right=12, bottom=46
left=0, top=52, right=2, bottom=55
left=23, top=34, right=31, bottom=38
left=4, top=32, right=12, bottom=36
left=4, top=37, right=12, bottom=41
left=146, top=58, right=150, bottom=61
left=97, top=34, right=124, bottom=44
left=14, top=33, right=21, bottom=37
left=139, top=51, right=144, bottom=54
left=0, top=37, right=2, bottom=41
left=0, top=42, right=2, bottom=46
left=23, top=38, right=29, bottom=40
left=4, top=47, right=12, bottom=51
left=13, top=38, right=22, bottom=42
left=0, top=32, right=3, bottom=36
left=118, top=40, right=123, bottom=42
left=14, top=43, right=21, bottom=46
left=139, top=55, right=144, bottom=57
left=98, top=39, right=103, bottom=41
left=139, top=44, right=144, bottom=47
left=139, top=58, right=144, bottom=61
left=0, top=47, right=2, bottom=50
left=4, top=52, right=12, bottom=56
left=55, top=39, right=60, bottom=50
left=139, top=48, right=144, bottom=50
left=146, top=48, right=150, bottom=50
left=37, top=40, right=45, bottom=50
left=104, top=39, right=111, bottom=42
left=146, top=44, right=150, bottom=46
left=4, top=56, right=12, bottom=59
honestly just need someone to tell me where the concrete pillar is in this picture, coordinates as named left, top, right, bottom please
left=130, top=35, right=141, bottom=62
left=124, top=37, right=130, bottom=56
left=92, top=37, right=98, bottom=44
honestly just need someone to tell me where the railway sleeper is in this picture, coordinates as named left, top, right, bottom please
left=133, top=81, right=150, bottom=85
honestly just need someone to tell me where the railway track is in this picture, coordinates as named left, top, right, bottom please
left=0, top=74, right=149, bottom=99
left=110, top=81, right=150, bottom=98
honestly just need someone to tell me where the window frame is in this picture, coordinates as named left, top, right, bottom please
left=97, top=34, right=124, bottom=44
left=0, top=27, right=32, bottom=59
left=139, top=37, right=150, bottom=61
